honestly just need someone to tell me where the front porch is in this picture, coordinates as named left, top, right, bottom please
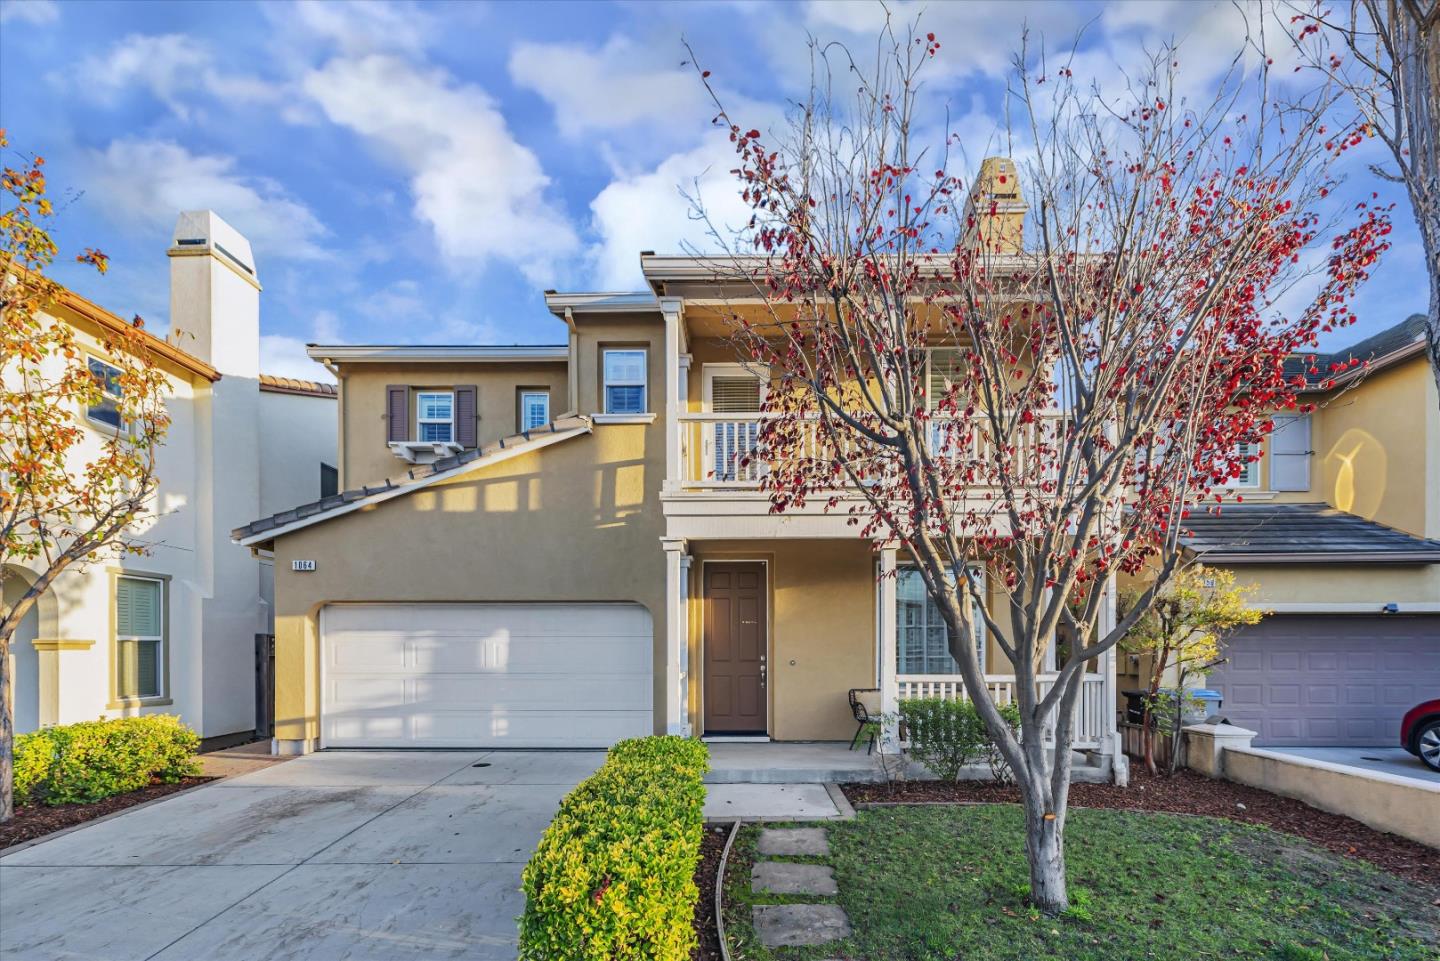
left=703, top=740, right=1114, bottom=785
left=660, top=536, right=1120, bottom=768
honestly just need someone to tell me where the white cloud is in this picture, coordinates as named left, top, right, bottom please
left=311, top=309, right=343, bottom=344
left=0, top=0, right=58, bottom=25
left=288, top=0, right=433, bottom=57
left=259, top=334, right=334, bottom=382
left=70, top=34, right=284, bottom=121
left=588, top=130, right=753, bottom=290
left=303, top=54, right=578, bottom=281
left=508, top=36, right=712, bottom=141
left=83, top=139, right=329, bottom=260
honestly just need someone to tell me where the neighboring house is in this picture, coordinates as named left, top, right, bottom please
left=1123, top=316, right=1440, bottom=747
left=3, top=211, right=336, bottom=744
left=234, top=162, right=1121, bottom=769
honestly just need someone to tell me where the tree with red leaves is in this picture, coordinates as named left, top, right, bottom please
left=689, top=21, right=1391, bottom=913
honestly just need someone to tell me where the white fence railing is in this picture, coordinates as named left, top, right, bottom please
left=896, top=672, right=1108, bottom=749
left=679, top=411, right=1064, bottom=488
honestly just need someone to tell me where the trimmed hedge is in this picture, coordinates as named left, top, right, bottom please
left=14, top=715, right=201, bottom=806
left=901, top=696, right=1023, bottom=782
left=519, top=735, right=709, bottom=960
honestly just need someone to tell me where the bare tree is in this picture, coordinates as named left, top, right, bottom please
left=688, top=20, right=1390, bottom=912
left=1287, top=0, right=1440, bottom=401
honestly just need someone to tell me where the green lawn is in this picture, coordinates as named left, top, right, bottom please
left=723, top=806, right=1439, bottom=961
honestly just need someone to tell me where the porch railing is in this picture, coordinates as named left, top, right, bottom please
left=678, top=411, right=1064, bottom=489
left=896, top=673, right=1107, bottom=749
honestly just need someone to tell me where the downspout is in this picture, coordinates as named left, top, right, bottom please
left=562, top=307, right=580, bottom=417
left=317, top=356, right=346, bottom=488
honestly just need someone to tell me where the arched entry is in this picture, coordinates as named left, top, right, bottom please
left=3, top=565, right=53, bottom=733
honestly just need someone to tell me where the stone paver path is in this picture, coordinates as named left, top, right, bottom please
left=750, top=826, right=852, bottom=948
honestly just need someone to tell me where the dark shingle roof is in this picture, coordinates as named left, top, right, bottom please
left=1181, top=503, right=1440, bottom=563
left=1285, top=314, right=1428, bottom=386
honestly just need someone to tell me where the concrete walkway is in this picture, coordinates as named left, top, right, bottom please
left=0, top=749, right=603, bottom=961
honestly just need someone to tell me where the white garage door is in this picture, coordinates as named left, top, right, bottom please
left=1207, top=614, right=1440, bottom=746
left=321, top=603, right=653, bottom=748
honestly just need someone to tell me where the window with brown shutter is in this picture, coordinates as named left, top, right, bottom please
left=455, top=385, right=478, bottom=448
left=386, top=385, right=410, bottom=442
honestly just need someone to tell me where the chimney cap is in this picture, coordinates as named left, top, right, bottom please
left=169, top=210, right=257, bottom=281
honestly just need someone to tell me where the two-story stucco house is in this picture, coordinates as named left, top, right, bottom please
left=4, top=211, right=337, bottom=744
left=233, top=165, right=1124, bottom=772
left=1171, top=316, right=1440, bottom=747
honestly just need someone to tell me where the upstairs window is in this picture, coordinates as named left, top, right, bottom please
left=520, top=390, right=550, bottom=431
left=1232, top=441, right=1261, bottom=488
left=603, top=349, right=647, bottom=414
left=87, top=357, right=124, bottom=430
left=416, top=391, right=454, bottom=443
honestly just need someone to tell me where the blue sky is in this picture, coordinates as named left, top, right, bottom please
left=0, top=0, right=1426, bottom=381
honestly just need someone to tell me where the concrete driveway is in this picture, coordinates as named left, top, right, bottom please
left=1268, top=746, right=1440, bottom=784
left=0, top=749, right=602, bottom=961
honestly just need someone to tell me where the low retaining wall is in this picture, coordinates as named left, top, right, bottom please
left=1183, top=724, right=1439, bottom=848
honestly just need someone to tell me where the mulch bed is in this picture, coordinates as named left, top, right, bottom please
left=841, top=768, right=1438, bottom=886
left=0, top=777, right=216, bottom=851
left=692, top=823, right=729, bottom=961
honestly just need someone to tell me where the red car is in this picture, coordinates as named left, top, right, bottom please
left=1401, top=699, right=1440, bottom=773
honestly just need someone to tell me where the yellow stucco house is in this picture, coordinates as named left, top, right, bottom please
left=233, top=165, right=1439, bottom=764
left=1170, top=316, right=1440, bottom=747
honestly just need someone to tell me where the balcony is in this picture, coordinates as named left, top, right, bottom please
left=675, top=411, right=1065, bottom=490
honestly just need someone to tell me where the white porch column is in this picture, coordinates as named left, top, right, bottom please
left=662, top=537, right=690, bottom=735
left=1100, top=572, right=1121, bottom=760
left=661, top=298, right=684, bottom=492
left=878, top=543, right=900, bottom=746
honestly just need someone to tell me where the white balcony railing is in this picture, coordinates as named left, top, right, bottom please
left=897, top=672, right=1107, bottom=749
left=678, top=411, right=1064, bottom=489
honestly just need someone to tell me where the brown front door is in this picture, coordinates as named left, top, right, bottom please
left=703, top=562, right=767, bottom=733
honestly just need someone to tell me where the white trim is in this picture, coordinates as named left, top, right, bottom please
left=519, top=390, right=550, bottom=431
left=592, top=412, right=657, bottom=425
left=543, top=291, right=661, bottom=315
left=235, top=422, right=592, bottom=546
left=701, top=363, right=770, bottom=409
left=307, top=345, right=569, bottom=364
left=603, top=347, right=649, bottom=415
left=415, top=390, right=455, bottom=444
left=1249, top=602, right=1440, bottom=614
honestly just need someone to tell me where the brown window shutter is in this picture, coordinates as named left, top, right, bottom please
left=455, top=385, right=478, bottom=448
left=386, top=385, right=410, bottom=443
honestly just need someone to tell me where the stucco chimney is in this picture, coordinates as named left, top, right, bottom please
left=167, top=210, right=260, bottom=378
left=965, top=157, right=1027, bottom=255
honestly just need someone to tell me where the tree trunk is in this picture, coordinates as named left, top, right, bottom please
left=1023, top=801, right=1068, bottom=914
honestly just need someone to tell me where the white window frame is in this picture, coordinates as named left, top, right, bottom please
left=115, top=573, right=165, bottom=701
left=85, top=355, right=127, bottom=433
left=603, top=349, right=648, bottom=414
left=415, top=391, right=455, bottom=444
left=896, top=563, right=987, bottom=675
left=520, top=390, right=550, bottom=431
left=1232, top=441, right=1261, bottom=488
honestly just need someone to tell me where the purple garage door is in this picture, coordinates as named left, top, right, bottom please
left=1206, top=614, right=1440, bottom=747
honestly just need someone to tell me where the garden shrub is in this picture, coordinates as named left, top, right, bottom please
left=900, top=697, right=1023, bottom=783
left=518, top=735, right=709, bottom=961
left=900, top=697, right=987, bottom=780
left=12, top=715, right=201, bottom=806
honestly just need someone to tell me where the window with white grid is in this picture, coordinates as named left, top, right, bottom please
left=416, top=391, right=454, bottom=443
left=603, top=350, right=647, bottom=414
left=115, top=575, right=164, bottom=699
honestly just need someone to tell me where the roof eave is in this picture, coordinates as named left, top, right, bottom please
left=305, top=344, right=570, bottom=364
left=1195, top=550, right=1440, bottom=564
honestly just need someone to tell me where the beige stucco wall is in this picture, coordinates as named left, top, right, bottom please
left=337, top=361, right=570, bottom=486
left=1265, top=356, right=1439, bottom=538
left=270, top=314, right=665, bottom=750
left=1212, top=562, right=1440, bottom=608
left=687, top=540, right=877, bottom=740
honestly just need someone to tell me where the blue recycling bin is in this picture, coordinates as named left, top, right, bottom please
left=1187, top=688, right=1223, bottom=721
